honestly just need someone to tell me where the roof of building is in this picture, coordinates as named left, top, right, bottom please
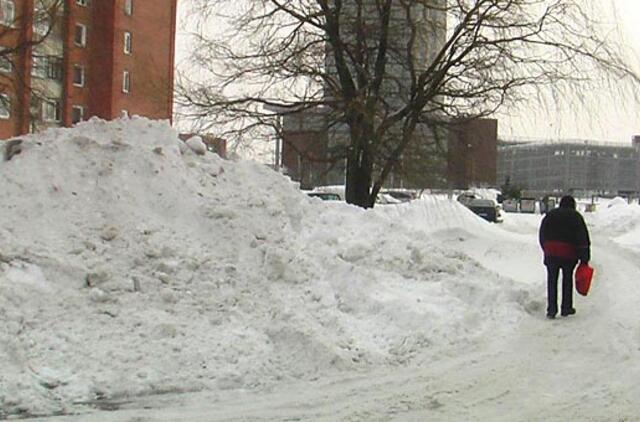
left=498, top=138, right=634, bottom=151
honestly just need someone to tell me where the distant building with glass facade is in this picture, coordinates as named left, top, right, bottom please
left=498, top=139, right=639, bottom=197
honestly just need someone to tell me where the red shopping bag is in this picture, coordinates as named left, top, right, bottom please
left=575, top=263, right=594, bottom=296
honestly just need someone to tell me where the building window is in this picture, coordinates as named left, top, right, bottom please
left=74, top=23, right=87, bottom=47
left=71, top=105, right=84, bottom=124
left=122, top=70, right=130, bottom=93
left=124, top=31, right=132, bottom=54
left=31, top=54, right=47, bottom=78
left=0, top=0, right=15, bottom=27
left=33, top=15, right=51, bottom=37
left=73, top=64, right=84, bottom=86
left=42, top=99, right=61, bottom=122
left=31, top=55, right=62, bottom=80
left=124, top=0, right=132, bottom=15
left=0, top=93, right=10, bottom=119
left=0, top=55, right=11, bottom=73
left=47, top=56, right=63, bottom=80
left=76, top=0, right=88, bottom=6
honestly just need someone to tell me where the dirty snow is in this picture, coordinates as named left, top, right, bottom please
left=1, top=118, right=640, bottom=420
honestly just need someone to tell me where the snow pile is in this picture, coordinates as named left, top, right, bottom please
left=605, top=196, right=628, bottom=208
left=0, top=118, right=537, bottom=417
left=587, top=198, right=640, bottom=250
left=376, top=195, right=489, bottom=234
left=467, top=187, right=501, bottom=202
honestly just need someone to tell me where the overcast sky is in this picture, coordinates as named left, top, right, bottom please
left=498, top=0, right=640, bottom=144
left=176, top=1, right=640, bottom=145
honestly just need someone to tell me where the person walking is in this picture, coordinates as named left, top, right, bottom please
left=538, top=195, right=591, bottom=319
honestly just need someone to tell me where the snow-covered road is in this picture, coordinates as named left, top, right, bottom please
left=29, top=214, right=640, bottom=421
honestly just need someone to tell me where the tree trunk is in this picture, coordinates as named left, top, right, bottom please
left=345, top=145, right=374, bottom=208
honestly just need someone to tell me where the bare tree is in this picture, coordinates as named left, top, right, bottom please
left=177, top=0, right=639, bottom=208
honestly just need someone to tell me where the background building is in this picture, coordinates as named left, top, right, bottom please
left=0, top=0, right=177, bottom=139
left=280, top=114, right=498, bottom=191
left=278, top=109, right=331, bottom=189
left=498, top=139, right=639, bottom=198
left=447, top=119, right=498, bottom=189
left=323, top=2, right=446, bottom=110
left=278, top=2, right=449, bottom=189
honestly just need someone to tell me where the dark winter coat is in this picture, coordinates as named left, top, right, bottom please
left=539, top=207, right=591, bottom=265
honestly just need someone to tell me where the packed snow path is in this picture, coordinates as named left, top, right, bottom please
left=29, top=214, right=640, bottom=421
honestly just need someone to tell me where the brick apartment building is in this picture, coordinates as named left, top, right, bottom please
left=447, top=119, right=498, bottom=189
left=0, top=0, right=177, bottom=139
left=274, top=2, right=479, bottom=190
left=279, top=115, right=498, bottom=191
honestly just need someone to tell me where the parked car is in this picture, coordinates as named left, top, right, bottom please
left=376, top=193, right=403, bottom=205
left=306, top=192, right=341, bottom=201
left=382, top=189, right=417, bottom=202
left=466, top=198, right=501, bottom=223
left=311, top=185, right=346, bottom=201
left=457, top=191, right=481, bottom=206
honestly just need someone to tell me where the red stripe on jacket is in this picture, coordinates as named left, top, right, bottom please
left=543, top=240, right=577, bottom=260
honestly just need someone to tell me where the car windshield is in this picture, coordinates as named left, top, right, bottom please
left=386, top=191, right=413, bottom=201
left=469, top=199, right=495, bottom=207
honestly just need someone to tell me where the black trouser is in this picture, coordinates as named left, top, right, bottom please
left=546, top=261, right=576, bottom=316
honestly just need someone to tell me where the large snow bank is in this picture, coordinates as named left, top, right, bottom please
left=0, top=118, right=536, bottom=417
left=586, top=198, right=640, bottom=250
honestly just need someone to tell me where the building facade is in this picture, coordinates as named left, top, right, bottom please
left=279, top=2, right=449, bottom=189
left=277, top=107, right=339, bottom=189
left=0, top=0, right=177, bottom=139
left=498, top=139, right=639, bottom=197
left=323, top=1, right=446, bottom=111
left=447, top=119, right=498, bottom=189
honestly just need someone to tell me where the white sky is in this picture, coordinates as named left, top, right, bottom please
left=493, top=0, right=640, bottom=144
left=175, top=0, right=640, bottom=146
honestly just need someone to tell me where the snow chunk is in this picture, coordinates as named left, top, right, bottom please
left=185, top=136, right=207, bottom=155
